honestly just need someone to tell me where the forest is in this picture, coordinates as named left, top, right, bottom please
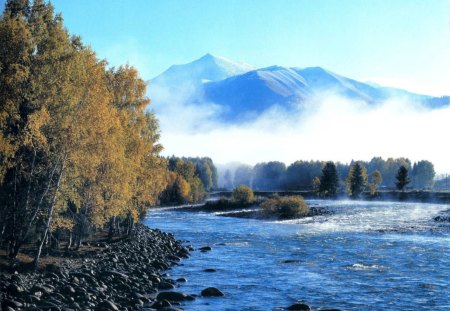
left=224, top=157, right=436, bottom=192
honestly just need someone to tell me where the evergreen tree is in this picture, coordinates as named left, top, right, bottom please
left=319, top=162, right=339, bottom=197
left=346, top=162, right=368, bottom=198
left=396, top=165, right=410, bottom=191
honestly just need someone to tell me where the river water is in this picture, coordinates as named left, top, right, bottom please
left=143, top=200, right=450, bottom=310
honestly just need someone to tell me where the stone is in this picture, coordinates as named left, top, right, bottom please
left=176, top=277, right=187, bottom=282
left=199, top=246, right=212, bottom=251
left=287, top=303, right=311, bottom=310
left=156, top=291, right=195, bottom=302
left=203, top=268, right=216, bottom=272
left=151, top=299, right=172, bottom=309
left=201, top=287, right=224, bottom=297
left=96, top=300, right=120, bottom=311
left=158, top=281, right=175, bottom=290
left=6, top=283, right=24, bottom=295
left=2, top=299, right=24, bottom=308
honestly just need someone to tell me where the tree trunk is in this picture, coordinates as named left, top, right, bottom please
left=66, top=230, right=72, bottom=250
left=34, top=157, right=66, bottom=268
left=108, top=216, right=115, bottom=241
left=11, top=160, right=60, bottom=259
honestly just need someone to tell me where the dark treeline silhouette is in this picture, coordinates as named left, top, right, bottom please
left=223, top=157, right=436, bottom=192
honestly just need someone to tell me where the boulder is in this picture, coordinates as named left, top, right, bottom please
left=201, top=287, right=224, bottom=297
left=2, top=299, right=24, bottom=308
left=96, top=300, right=120, bottom=311
left=156, top=291, right=195, bottom=302
left=158, top=281, right=175, bottom=290
left=287, top=303, right=311, bottom=310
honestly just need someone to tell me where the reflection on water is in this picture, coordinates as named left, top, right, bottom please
left=144, top=200, right=450, bottom=310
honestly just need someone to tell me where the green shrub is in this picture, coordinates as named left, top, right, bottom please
left=232, top=185, right=255, bottom=204
left=260, top=195, right=309, bottom=219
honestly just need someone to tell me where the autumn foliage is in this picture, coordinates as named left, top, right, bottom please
left=0, top=0, right=167, bottom=265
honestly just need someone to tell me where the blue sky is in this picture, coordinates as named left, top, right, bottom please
left=25, top=0, right=450, bottom=96
left=2, top=0, right=450, bottom=171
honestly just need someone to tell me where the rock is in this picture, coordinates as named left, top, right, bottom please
left=3, top=307, right=16, bottom=311
left=60, top=285, right=76, bottom=295
left=156, top=291, right=195, bottom=302
left=46, top=263, right=63, bottom=274
left=203, top=268, right=216, bottom=272
left=199, top=246, right=212, bottom=252
left=96, top=300, right=120, bottom=310
left=283, top=260, right=300, bottom=264
left=103, top=270, right=129, bottom=280
left=287, top=303, right=311, bottom=310
left=201, top=287, right=224, bottom=297
left=6, top=283, right=24, bottom=295
left=158, top=281, right=175, bottom=290
left=151, top=299, right=172, bottom=309
left=2, top=299, right=24, bottom=308
left=176, top=277, right=187, bottom=282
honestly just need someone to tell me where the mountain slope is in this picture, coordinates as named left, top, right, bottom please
left=150, top=54, right=450, bottom=122
left=152, top=53, right=255, bottom=87
left=203, top=66, right=312, bottom=120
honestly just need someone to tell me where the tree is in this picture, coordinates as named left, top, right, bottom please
left=232, top=185, right=254, bottom=205
left=284, top=160, right=324, bottom=190
left=223, top=169, right=233, bottom=190
left=0, top=0, right=167, bottom=265
left=252, top=161, right=286, bottom=190
left=411, top=160, right=435, bottom=189
left=312, top=176, right=321, bottom=193
left=319, top=162, right=339, bottom=197
left=346, top=162, right=368, bottom=198
left=369, top=170, right=383, bottom=196
left=234, top=165, right=252, bottom=187
left=396, top=165, right=410, bottom=191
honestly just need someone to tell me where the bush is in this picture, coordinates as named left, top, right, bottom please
left=260, top=195, right=309, bottom=219
left=232, top=185, right=255, bottom=205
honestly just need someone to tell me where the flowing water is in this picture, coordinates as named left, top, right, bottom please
left=143, top=200, right=450, bottom=310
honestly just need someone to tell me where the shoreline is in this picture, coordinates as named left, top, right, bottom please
left=210, top=190, right=450, bottom=205
left=0, top=224, right=199, bottom=311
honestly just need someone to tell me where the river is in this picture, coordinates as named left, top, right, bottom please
left=143, top=200, right=450, bottom=310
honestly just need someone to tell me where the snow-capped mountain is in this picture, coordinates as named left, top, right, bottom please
left=150, top=54, right=450, bottom=122
left=151, top=53, right=254, bottom=87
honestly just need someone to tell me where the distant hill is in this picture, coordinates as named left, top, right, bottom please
left=149, top=54, right=450, bottom=122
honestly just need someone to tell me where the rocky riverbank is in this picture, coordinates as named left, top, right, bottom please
left=0, top=224, right=204, bottom=311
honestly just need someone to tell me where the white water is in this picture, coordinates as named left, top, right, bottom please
left=145, top=200, right=450, bottom=310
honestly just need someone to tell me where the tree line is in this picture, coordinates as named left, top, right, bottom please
left=223, top=157, right=436, bottom=192
left=0, top=0, right=218, bottom=266
left=160, top=156, right=218, bottom=205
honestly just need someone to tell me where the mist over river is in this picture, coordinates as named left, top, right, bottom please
left=144, top=200, right=450, bottom=310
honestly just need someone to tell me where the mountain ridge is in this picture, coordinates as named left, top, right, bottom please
left=149, top=54, right=450, bottom=121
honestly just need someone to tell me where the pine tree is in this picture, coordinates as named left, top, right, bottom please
left=396, top=165, right=410, bottom=191
left=346, top=162, right=368, bottom=198
left=319, top=162, right=339, bottom=197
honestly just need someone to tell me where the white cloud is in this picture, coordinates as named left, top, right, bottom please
left=102, top=38, right=152, bottom=79
left=363, top=76, right=450, bottom=97
left=154, top=91, right=450, bottom=174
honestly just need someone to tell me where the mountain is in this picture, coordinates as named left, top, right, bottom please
left=150, top=54, right=450, bottom=122
left=151, top=53, right=254, bottom=87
